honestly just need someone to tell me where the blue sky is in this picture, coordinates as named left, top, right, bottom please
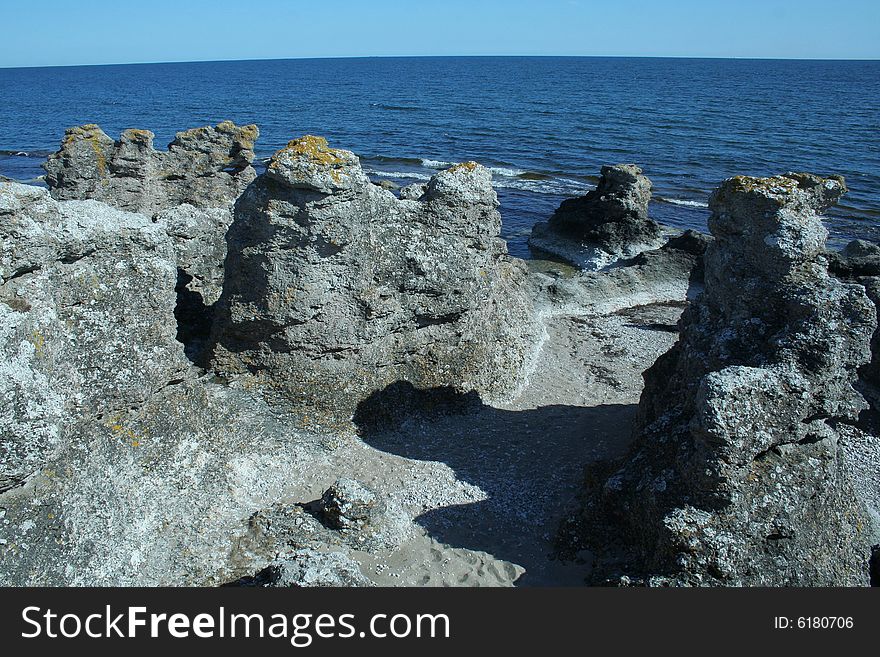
left=2, top=0, right=878, bottom=67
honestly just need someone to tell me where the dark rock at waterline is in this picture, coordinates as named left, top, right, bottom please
left=663, top=229, right=712, bottom=257
left=372, top=179, right=399, bottom=191
left=828, top=239, right=880, bottom=279
left=581, top=172, right=876, bottom=586
left=529, top=164, right=663, bottom=270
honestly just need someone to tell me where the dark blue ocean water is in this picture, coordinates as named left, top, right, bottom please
left=1, top=57, right=878, bottom=257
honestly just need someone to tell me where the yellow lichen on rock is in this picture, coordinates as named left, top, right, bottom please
left=449, top=161, right=481, bottom=173
left=62, top=125, right=109, bottom=175
left=121, top=128, right=154, bottom=143
left=280, top=135, right=346, bottom=167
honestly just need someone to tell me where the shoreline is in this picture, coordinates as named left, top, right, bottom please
left=1, top=123, right=878, bottom=586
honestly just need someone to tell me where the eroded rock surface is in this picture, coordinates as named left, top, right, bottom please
left=529, top=164, right=663, bottom=269
left=211, top=136, right=540, bottom=419
left=44, top=121, right=259, bottom=215
left=0, top=182, right=187, bottom=493
left=43, top=121, right=260, bottom=351
left=577, top=173, right=876, bottom=586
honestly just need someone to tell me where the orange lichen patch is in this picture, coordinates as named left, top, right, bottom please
left=448, top=161, right=481, bottom=173
left=725, top=175, right=800, bottom=195
left=105, top=415, right=144, bottom=448
left=234, top=124, right=260, bottom=150
left=277, top=135, right=346, bottom=167
left=121, top=128, right=154, bottom=143
left=61, top=125, right=109, bottom=175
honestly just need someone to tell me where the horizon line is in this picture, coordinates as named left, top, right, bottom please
left=2, top=53, right=879, bottom=70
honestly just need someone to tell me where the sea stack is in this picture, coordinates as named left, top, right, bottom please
left=579, top=173, right=876, bottom=586
left=210, top=136, right=540, bottom=419
left=529, top=164, right=663, bottom=269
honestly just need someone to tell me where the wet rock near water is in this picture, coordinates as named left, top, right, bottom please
left=529, top=164, right=664, bottom=270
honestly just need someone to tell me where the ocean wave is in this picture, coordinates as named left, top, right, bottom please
left=658, top=197, right=709, bottom=209
left=363, top=165, right=592, bottom=196
left=363, top=168, right=432, bottom=181
left=420, top=159, right=547, bottom=180
left=366, top=155, right=425, bottom=166
left=0, top=149, right=52, bottom=158
left=370, top=103, right=424, bottom=112
left=487, top=166, right=527, bottom=178
left=421, top=159, right=455, bottom=170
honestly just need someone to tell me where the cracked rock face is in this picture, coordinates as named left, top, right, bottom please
left=0, top=182, right=188, bottom=493
left=211, top=136, right=540, bottom=419
left=529, top=164, right=663, bottom=269
left=242, top=549, right=372, bottom=588
left=581, top=173, right=876, bottom=586
left=829, top=239, right=880, bottom=395
left=0, top=181, right=340, bottom=585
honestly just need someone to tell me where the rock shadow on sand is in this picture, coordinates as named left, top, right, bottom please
left=354, top=381, right=637, bottom=586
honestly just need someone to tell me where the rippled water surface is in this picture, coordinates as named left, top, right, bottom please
left=1, top=57, right=878, bottom=256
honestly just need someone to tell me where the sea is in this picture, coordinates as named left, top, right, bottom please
left=1, top=56, right=878, bottom=258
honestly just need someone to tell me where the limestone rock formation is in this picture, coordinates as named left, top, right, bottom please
left=399, top=181, right=428, bottom=200
left=0, top=180, right=345, bottom=585
left=211, top=136, right=540, bottom=419
left=829, top=239, right=880, bottom=394
left=44, top=121, right=259, bottom=215
left=533, top=228, right=711, bottom=317
left=320, top=478, right=385, bottom=531
left=43, top=121, right=259, bottom=352
left=241, top=549, right=372, bottom=587
left=0, top=182, right=187, bottom=493
left=529, top=164, right=663, bottom=269
left=579, top=173, right=876, bottom=586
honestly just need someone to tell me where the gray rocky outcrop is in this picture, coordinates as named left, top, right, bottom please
left=529, top=164, right=663, bottom=269
left=399, top=182, right=428, bottom=200
left=211, top=136, right=540, bottom=419
left=44, top=121, right=259, bottom=317
left=242, top=549, right=372, bottom=587
left=320, top=478, right=385, bottom=531
left=0, top=180, right=341, bottom=585
left=533, top=228, right=711, bottom=317
left=828, top=239, right=880, bottom=394
left=44, top=121, right=259, bottom=215
left=578, top=173, right=876, bottom=586
left=0, top=182, right=187, bottom=492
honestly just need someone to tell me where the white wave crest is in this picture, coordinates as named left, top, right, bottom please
left=364, top=168, right=432, bottom=181
left=421, top=159, right=455, bottom=169
left=660, top=197, right=709, bottom=208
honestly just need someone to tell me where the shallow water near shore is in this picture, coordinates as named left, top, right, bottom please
left=1, top=56, right=878, bottom=256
